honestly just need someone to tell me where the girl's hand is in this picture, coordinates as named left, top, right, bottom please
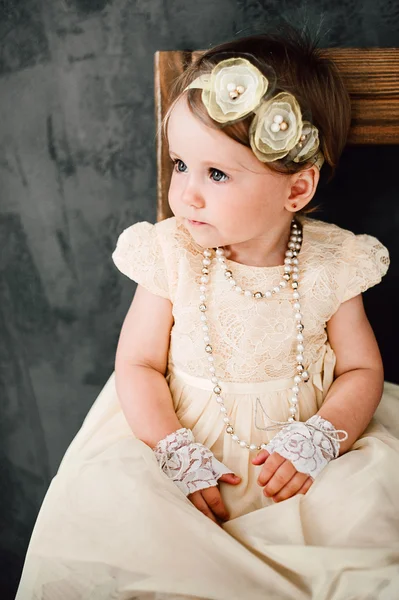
left=188, top=473, right=241, bottom=526
left=252, top=450, right=313, bottom=502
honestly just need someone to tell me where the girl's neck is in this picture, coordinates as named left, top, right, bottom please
left=224, top=218, right=297, bottom=268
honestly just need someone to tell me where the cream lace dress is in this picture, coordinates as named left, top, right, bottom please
left=16, top=215, right=399, bottom=600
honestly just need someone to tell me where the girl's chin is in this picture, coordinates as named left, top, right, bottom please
left=185, top=223, right=222, bottom=248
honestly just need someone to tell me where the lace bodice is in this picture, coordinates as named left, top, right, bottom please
left=112, top=216, right=389, bottom=382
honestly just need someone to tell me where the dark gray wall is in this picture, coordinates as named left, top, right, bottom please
left=1, top=1, right=398, bottom=597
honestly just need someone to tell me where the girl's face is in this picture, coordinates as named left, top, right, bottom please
left=167, top=95, right=312, bottom=259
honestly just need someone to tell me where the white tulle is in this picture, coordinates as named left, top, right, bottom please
left=264, top=415, right=345, bottom=479
left=154, top=427, right=234, bottom=495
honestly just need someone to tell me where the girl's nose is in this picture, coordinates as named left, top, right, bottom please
left=181, top=182, right=205, bottom=209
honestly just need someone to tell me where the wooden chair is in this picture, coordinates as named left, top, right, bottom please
left=154, top=48, right=399, bottom=221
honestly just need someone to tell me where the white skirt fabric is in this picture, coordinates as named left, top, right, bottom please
left=16, top=343, right=399, bottom=600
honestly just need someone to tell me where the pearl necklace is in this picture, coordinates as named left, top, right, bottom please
left=198, top=219, right=309, bottom=452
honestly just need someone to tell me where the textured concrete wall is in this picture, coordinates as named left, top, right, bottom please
left=0, top=1, right=398, bottom=597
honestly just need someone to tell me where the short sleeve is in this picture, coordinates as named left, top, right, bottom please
left=341, top=233, right=390, bottom=304
left=112, top=221, right=170, bottom=299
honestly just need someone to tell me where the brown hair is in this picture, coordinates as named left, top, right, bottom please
left=162, top=25, right=352, bottom=215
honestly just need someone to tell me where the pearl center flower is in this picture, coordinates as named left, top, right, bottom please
left=298, top=133, right=307, bottom=148
left=226, top=81, right=246, bottom=99
left=270, top=114, right=289, bottom=133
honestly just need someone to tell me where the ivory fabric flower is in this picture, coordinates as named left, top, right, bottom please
left=249, top=92, right=303, bottom=162
left=185, top=57, right=269, bottom=123
left=288, top=121, right=320, bottom=163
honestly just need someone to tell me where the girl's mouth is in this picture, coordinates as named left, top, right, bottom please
left=187, top=219, right=208, bottom=227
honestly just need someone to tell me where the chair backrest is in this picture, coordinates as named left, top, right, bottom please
left=154, top=48, right=399, bottom=221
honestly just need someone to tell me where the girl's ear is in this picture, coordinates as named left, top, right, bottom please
left=284, top=166, right=320, bottom=213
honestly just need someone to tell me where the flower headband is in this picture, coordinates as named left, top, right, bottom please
left=184, top=57, right=325, bottom=170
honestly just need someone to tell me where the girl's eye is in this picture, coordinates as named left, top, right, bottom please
left=210, top=168, right=228, bottom=183
left=171, top=159, right=229, bottom=183
left=172, top=159, right=187, bottom=173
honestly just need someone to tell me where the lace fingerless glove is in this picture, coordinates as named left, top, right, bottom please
left=153, top=428, right=235, bottom=496
left=263, top=415, right=348, bottom=480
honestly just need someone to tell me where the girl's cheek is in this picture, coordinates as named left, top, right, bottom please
left=168, top=183, right=180, bottom=211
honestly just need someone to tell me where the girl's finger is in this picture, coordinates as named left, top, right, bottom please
left=271, top=472, right=310, bottom=502
left=251, top=449, right=270, bottom=465
left=201, top=486, right=230, bottom=522
left=218, top=473, right=241, bottom=485
left=188, top=491, right=220, bottom=525
left=296, top=476, right=314, bottom=495
left=262, top=460, right=297, bottom=496
left=257, top=452, right=285, bottom=486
